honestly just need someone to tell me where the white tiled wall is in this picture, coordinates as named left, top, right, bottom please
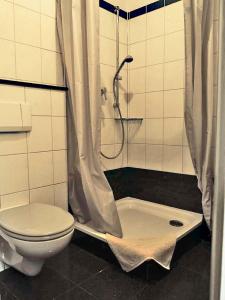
left=99, top=0, right=190, bottom=174
left=0, top=0, right=64, bottom=85
left=127, top=1, right=194, bottom=174
left=0, top=0, right=67, bottom=210
left=102, top=0, right=218, bottom=175
left=0, top=86, right=68, bottom=210
left=100, top=0, right=191, bottom=174
left=127, top=0, right=218, bottom=175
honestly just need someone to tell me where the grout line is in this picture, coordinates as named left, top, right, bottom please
left=12, top=0, right=17, bottom=80
left=161, top=1, right=165, bottom=172
left=0, top=35, right=62, bottom=54
left=118, top=87, right=185, bottom=95
left=39, top=8, right=43, bottom=84
left=128, top=28, right=184, bottom=46
left=126, top=18, right=129, bottom=167
left=143, top=13, right=147, bottom=169
left=50, top=90, right=56, bottom=205
left=100, top=34, right=127, bottom=46
left=31, top=114, right=66, bottom=117
left=127, top=142, right=184, bottom=146
left=30, top=182, right=67, bottom=192
left=100, top=62, right=116, bottom=68
left=54, top=286, right=98, bottom=300
left=0, top=148, right=68, bottom=157
left=0, top=188, right=29, bottom=198
left=78, top=286, right=99, bottom=300
left=0, top=182, right=68, bottom=198
left=13, top=1, right=57, bottom=20
left=129, top=58, right=185, bottom=70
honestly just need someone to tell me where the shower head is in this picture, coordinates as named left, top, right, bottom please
left=124, top=55, right=133, bottom=63
left=114, top=55, right=134, bottom=82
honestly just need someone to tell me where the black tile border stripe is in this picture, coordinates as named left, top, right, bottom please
left=165, top=0, right=181, bottom=6
left=129, top=6, right=147, bottom=19
left=119, top=9, right=128, bottom=20
left=100, top=0, right=181, bottom=19
left=99, top=0, right=128, bottom=19
left=147, top=0, right=164, bottom=13
left=0, top=79, right=68, bottom=91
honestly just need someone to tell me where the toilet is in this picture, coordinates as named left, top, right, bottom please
left=0, top=203, right=75, bottom=276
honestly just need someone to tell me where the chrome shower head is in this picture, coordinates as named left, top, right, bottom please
left=124, top=55, right=133, bottom=63
left=114, top=55, right=134, bottom=82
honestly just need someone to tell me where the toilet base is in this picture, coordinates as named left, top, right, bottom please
left=0, top=237, right=44, bottom=276
left=0, top=229, right=74, bottom=276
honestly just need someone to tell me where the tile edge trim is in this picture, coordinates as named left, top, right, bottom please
left=0, top=79, right=68, bottom=91
left=99, top=0, right=182, bottom=20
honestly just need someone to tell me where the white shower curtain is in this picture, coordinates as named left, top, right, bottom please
left=183, top=0, right=215, bottom=227
left=56, top=0, right=122, bottom=237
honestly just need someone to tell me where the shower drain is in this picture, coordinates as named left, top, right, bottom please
left=169, top=220, right=184, bottom=227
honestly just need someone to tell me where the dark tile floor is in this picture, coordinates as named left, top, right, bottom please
left=0, top=230, right=210, bottom=300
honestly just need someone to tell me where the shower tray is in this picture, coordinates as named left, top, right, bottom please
left=74, top=197, right=203, bottom=243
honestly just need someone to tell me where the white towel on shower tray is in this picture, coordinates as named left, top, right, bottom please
left=106, top=233, right=177, bottom=272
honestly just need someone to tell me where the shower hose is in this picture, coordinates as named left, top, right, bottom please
left=100, top=82, right=125, bottom=160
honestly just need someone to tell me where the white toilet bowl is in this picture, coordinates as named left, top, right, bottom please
left=0, top=203, right=75, bottom=276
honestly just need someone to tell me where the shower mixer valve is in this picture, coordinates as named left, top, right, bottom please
left=101, top=87, right=107, bottom=101
left=113, top=102, right=120, bottom=108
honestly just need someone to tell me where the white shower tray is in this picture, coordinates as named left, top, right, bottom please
left=74, top=197, right=203, bottom=242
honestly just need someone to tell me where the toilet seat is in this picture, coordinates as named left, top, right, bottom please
left=0, top=224, right=75, bottom=242
left=0, top=203, right=75, bottom=242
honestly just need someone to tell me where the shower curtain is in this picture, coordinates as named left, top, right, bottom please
left=56, top=0, right=122, bottom=237
left=183, top=0, right=215, bottom=227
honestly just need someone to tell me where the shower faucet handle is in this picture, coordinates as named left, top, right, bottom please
left=101, top=87, right=107, bottom=101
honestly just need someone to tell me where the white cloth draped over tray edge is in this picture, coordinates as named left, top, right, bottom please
left=106, top=233, right=177, bottom=272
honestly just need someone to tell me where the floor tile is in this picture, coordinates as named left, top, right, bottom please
left=55, top=286, right=97, bottom=300
left=0, top=267, right=74, bottom=300
left=175, top=241, right=210, bottom=277
left=172, top=230, right=201, bottom=258
left=0, top=281, right=17, bottom=300
left=47, top=244, right=110, bottom=285
left=137, top=264, right=209, bottom=300
left=134, top=284, right=177, bottom=300
left=80, top=265, right=146, bottom=300
left=0, top=235, right=210, bottom=300
left=47, top=243, right=82, bottom=265
left=73, top=232, right=119, bottom=265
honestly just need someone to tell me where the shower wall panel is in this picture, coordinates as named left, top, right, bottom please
left=101, top=0, right=218, bottom=177
left=127, top=1, right=190, bottom=174
left=127, top=0, right=219, bottom=175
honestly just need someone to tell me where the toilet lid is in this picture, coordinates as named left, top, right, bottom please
left=0, top=203, right=75, bottom=238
